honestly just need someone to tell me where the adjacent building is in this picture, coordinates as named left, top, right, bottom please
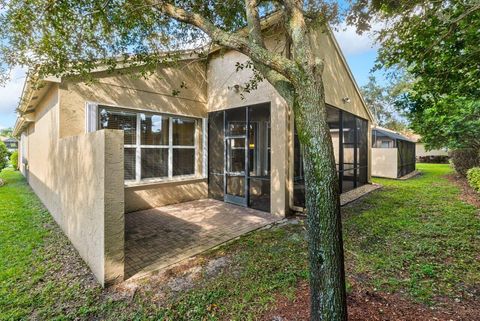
left=371, top=127, right=416, bottom=178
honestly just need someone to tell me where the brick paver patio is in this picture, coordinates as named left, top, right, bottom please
left=125, top=199, right=279, bottom=279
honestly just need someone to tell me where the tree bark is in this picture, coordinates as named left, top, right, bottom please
left=155, top=2, right=348, bottom=319
left=293, top=75, right=347, bottom=321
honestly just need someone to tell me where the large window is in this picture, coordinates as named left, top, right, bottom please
left=98, top=106, right=197, bottom=183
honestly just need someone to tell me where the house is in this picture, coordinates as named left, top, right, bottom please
left=1, top=137, right=18, bottom=153
left=371, top=127, right=416, bottom=178
left=13, top=18, right=374, bottom=285
left=410, top=134, right=449, bottom=163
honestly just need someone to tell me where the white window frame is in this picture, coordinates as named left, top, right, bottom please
left=91, top=103, right=201, bottom=185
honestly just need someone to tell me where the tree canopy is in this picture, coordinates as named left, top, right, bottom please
left=360, top=75, right=408, bottom=131
left=351, top=0, right=480, bottom=150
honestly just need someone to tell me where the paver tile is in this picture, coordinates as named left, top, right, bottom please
left=125, top=199, right=278, bottom=278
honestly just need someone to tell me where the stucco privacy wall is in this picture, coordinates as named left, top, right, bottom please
left=371, top=148, right=398, bottom=178
left=22, top=85, right=124, bottom=285
left=59, top=61, right=210, bottom=212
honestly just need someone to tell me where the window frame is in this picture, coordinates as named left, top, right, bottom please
left=89, top=103, right=200, bottom=185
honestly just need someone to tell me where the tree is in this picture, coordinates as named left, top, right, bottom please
left=0, top=1, right=368, bottom=319
left=0, top=141, right=8, bottom=171
left=10, top=150, right=19, bottom=170
left=350, top=0, right=480, bottom=150
left=360, top=75, right=408, bottom=131
left=0, top=128, right=13, bottom=138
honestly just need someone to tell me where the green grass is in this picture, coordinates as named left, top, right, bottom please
left=0, top=164, right=479, bottom=320
left=0, top=168, right=51, bottom=319
left=344, top=163, right=480, bottom=302
left=0, top=168, right=101, bottom=320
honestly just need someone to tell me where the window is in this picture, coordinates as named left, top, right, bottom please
left=381, top=140, right=391, bottom=148
left=98, top=106, right=197, bottom=183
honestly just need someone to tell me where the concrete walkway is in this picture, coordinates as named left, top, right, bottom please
left=125, top=199, right=278, bottom=279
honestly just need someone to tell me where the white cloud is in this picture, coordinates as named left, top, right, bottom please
left=333, top=22, right=380, bottom=56
left=0, top=66, right=27, bottom=114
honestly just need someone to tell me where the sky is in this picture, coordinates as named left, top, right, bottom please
left=0, top=24, right=379, bottom=130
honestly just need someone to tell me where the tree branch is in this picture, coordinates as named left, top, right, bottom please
left=154, top=1, right=298, bottom=80
left=245, top=0, right=265, bottom=47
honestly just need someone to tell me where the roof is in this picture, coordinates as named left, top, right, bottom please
left=372, top=127, right=415, bottom=143
left=3, top=137, right=17, bottom=143
left=13, top=11, right=374, bottom=134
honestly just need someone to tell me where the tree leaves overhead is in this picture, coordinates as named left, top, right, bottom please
left=350, top=0, right=480, bottom=150
left=0, top=0, right=343, bottom=82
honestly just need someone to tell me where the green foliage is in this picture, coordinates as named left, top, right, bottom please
left=466, top=167, right=480, bottom=192
left=0, top=128, right=13, bottom=138
left=10, top=150, right=18, bottom=169
left=360, top=75, right=408, bottom=130
left=398, top=97, right=480, bottom=151
left=353, top=1, right=480, bottom=150
left=0, top=141, right=9, bottom=170
left=449, top=148, right=480, bottom=177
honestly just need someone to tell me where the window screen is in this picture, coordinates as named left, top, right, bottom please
left=97, top=105, right=198, bottom=183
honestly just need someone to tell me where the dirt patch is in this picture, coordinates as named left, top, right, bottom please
left=445, top=173, right=480, bottom=208
left=261, top=281, right=480, bottom=321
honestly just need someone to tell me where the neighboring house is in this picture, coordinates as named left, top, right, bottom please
left=13, top=18, right=374, bottom=285
left=409, top=134, right=449, bottom=163
left=371, top=127, right=416, bottom=178
left=2, top=137, right=18, bottom=153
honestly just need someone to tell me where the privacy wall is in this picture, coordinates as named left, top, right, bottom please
left=20, top=86, right=124, bottom=285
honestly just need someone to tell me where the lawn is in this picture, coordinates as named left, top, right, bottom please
left=0, top=164, right=479, bottom=320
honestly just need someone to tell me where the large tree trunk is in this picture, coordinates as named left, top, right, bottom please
left=293, top=77, right=347, bottom=321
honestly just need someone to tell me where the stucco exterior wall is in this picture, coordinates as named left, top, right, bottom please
left=125, top=179, right=208, bottom=213
left=416, top=143, right=449, bottom=157
left=207, top=49, right=290, bottom=217
left=372, top=148, right=398, bottom=178
left=310, top=29, right=371, bottom=121
left=208, top=27, right=373, bottom=214
left=58, top=61, right=210, bottom=213
left=20, top=86, right=124, bottom=285
left=59, top=61, right=208, bottom=138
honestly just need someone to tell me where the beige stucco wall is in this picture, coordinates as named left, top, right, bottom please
left=20, top=86, right=124, bottom=285
left=58, top=61, right=210, bottom=213
left=59, top=61, right=208, bottom=138
left=310, top=29, right=371, bottom=121
left=416, top=143, right=449, bottom=157
left=208, top=27, right=373, bottom=214
left=125, top=179, right=208, bottom=213
left=372, top=148, right=398, bottom=178
left=208, top=49, right=290, bottom=217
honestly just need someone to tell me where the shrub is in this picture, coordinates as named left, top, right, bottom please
left=467, top=167, right=480, bottom=193
left=449, top=148, right=480, bottom=177
left=0, top=142, right=8, bottom=171
left=10, top=150, right=18, bottom=169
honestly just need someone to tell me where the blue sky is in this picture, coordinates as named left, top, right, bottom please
left=0, top=26, right=379, bottom=130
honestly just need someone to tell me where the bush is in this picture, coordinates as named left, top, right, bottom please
left=467, top=167, right=480, bottom=193
left=449, top=148, right=480, bottom=177
left=417, top=155, right=450, bottom=164
left=10, top=150, right=18, bottom=169
left=0, top=142, right=8, bottom=171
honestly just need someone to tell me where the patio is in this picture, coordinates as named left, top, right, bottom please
left=125, top=199, right=279, bottom=279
